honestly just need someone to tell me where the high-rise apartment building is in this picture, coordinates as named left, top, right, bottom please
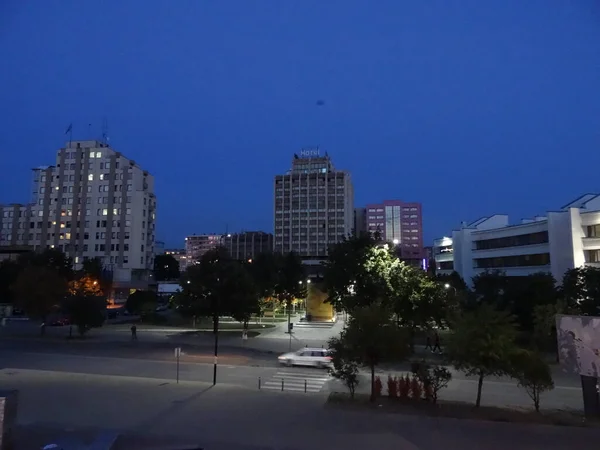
left=365, top=200, right=424, bottom=260
left=184, top=234, right=223, bottom=263
left=223, top=231, right=273, bottom=261
left=0, top=140, right=156, bottom=297
left=274, top=149, right=354, bottom=258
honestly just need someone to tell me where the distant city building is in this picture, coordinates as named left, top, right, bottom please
left=223, top=231, right=273, bottom=261
left=0, top=140, right=157, bottom=301
left=164, top=248, right=189, bottom=271
left=273, top=149, right=354, bottom=259
left=184, top=234, right=223, bottom=263
left=434, top=193, right=600, bottom=286
left=365, top=200, right=424, bottom=260
left=353, top=207, right=366, bottom=235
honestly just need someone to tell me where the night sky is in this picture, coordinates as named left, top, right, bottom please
left=1, top=1, right=599, bottom=249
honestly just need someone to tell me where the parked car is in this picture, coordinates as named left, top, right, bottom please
left=277, top=348, right=332, bottom=368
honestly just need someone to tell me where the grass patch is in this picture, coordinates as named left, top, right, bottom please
left=326, top=392, right=594, bottom=427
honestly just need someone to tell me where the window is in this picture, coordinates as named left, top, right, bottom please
left=126, top=208, right=131, bottom=215
left=39, top=187, right=46, bottom=194
left=142, top=221, right=145, bottom=228
left=88, top=174, right=94, bottom=181
left=127, top=184, right=132, bottom=192
left=96, top=151, right=102, bottom=158
left=105, top=162, right=110, bottom=169
left=38, top=211, right=44, bottom=217
left=87, top=186, right=92, bottom=193
left=124, top=244, right=129, bottom=251
left=102, top=209, right=108, bottom=216
left=98, top=198, right=103, bottom=204
left=100, top=163, right=104, bottom=169
left=99, top=244, right=105, bottom=251
left=70, top=163, right=76, bottom=170
left=69, top=175, right=75, bottom=181
left=89, top=151, right=95, bottom=158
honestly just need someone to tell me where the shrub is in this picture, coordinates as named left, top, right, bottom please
left=374, top=376, right=383, bottom=398
left=387, top=375, right=398, bottom=398
left=411, top=359, right=452, bottom=404
left=410, top=376, right=423, bottom=400
left=398, top=374, right=410, bottom=399
left=510, top=349, right=554, bottom=412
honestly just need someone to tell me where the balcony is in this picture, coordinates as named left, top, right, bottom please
left=582, top=237, right=600, bottom=250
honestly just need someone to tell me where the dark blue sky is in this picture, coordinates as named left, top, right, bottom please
left=1, top=1, right=599, bottom=248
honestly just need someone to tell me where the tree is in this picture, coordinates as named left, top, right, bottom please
left=80, top=257, right=112, bottom=297
left=510, top=349, right=554, bottom=412
left=126, top=290, right=157, bottom=315
left=562, top=267, right=600, bottom=316
left=176, top=246, right=259, bottom=384
left=471, top=270, right=509, bottom=310
left=445, top=303, right=518, bottom=407
left=11, top=266, right=67, bottom=334
left=328, top=335, right=360, bottom=399
left=154, top=254, right=180, bottom=281
left=388, top=264, right=448, bottom=349
left=64, top=275, right=105, bottom=336
left=411, top=360, right=452, bottom=404
left=533, top=301, right=566, bottom=357
left=323, top=233, right=398, bottom=312
left=273, top=251, right=306, bottom=329
left=248, top=252, right=283, bottom=315
left=339, top=303, right=410, bottom=401
left=0, top=259, right=21, bottom=304
left=18, top=248, right=74, bottom=280
left=504, top=273, right=558, bottom=333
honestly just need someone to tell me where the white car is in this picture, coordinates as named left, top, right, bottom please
left=278, top=348, right=332, bottom=368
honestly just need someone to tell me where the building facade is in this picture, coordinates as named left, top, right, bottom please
left=365, top=200, right=424, bottom=260
left=434, top=194, right=600, bottom=286
left=223, top=231, right=273, bottom=261
left=164, top=249, right=189, bottom=272
left=0, top=140, right=157, bottom=300
left=184, top=234, right=223, bottom=263
left=273, top=150, right=354, bottom=259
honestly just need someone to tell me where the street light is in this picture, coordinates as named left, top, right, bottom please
left=393, top=239, right=399, bottom=245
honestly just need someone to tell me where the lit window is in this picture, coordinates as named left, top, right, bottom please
left=102, top=209, right=108, bottom=216
left=65, top=233, right=71, bottom=239
left=96, top=152, right=102, bottom=158
left=88, top=174, right=94, bottom=181
left=89, top=151, right=95, bottom=158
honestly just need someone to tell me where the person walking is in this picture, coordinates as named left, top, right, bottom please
left=131, top=324, right=137, bottom=341
left=432, top=331, right=441, bottom=353
left=425, top=334, right=433, bottom=352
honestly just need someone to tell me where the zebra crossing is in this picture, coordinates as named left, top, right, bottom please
left=261, top=369, right=331, bottom=394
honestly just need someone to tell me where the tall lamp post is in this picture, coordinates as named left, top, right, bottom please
left=298, top=279, right=311, bottom=316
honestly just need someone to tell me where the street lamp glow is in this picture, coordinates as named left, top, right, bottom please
left=444, top=283, right=450, bottom=289
left=307, top=279, right=311, bottom=284
left=392, top=239, right=399, bottom=245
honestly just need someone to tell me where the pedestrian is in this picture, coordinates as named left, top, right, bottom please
left=425, top=334, right=433, bottom=352
left=131, top=324, right=137, bottom=341
left=432, top=331, right=441, bottom=353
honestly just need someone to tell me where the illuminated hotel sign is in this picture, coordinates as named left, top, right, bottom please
left=299, top=148, right=320, bottom=158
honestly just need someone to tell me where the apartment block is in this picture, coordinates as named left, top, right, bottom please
left=433, top=194, right=600, bottom=286
left=273, top=150, right=354, bottom=259
left=0, top=140, right=156, bottom=298
left=365, top=200, right=424, bottom=260
left=164, top=248, right=189, bottom=272
left=353, top=207, right=366, bottom=235
left=223, top=231, right=273, bottom=261
left=184, top=234, right=223, bottom=264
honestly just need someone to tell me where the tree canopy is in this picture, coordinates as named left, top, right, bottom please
left=154, top=254, right=180, bottom=281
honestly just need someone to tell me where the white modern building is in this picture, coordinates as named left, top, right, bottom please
left=273, top=149, right=354, bottom=259
left=433, top=194, right=600, bottom=286
left=0, top=140, right=156, bottom=300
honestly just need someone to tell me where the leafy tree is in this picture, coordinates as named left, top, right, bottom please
left=154, top=254, right=180, bottom=281
left=0, top=259, right=21, bottom=304
left=11, top=266, right=68, bottom=334
left=445, top=303, right=518, bottom=407
left=510, top=349, right=554, bottom=412
left=323, top=233, right=398, bottom=312
left=80, top=257, right=112, bottom=297
left=18, top=248, right=74, bottom=280
left=328, top=335, right=360, bottom=399
left=504, top=273, right=558, bottom=333
left=533, top=301, right=567, bottom=357
left=339, top=303, right=410, bottom=402
left=471, top=270, right=509, bottom=310
left=64, top=275, right=105, bottom=336
left=388, top=264, right=448, bottom=349
left=248, top=252, right=279, bottom=305
left=561, top=267, right=600, bottom=316
left=272, top=252, right=305, bottom=328
left=177, top=246, right=258, bottom=331
left=126, top=290, right=157, bottom=315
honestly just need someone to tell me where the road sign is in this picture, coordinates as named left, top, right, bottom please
left=174, top=347, right=182, bottom=357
